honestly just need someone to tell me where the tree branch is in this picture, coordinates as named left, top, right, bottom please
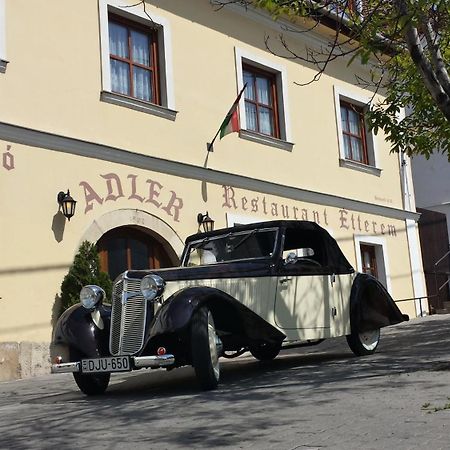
left=421, top=13, right=450, bottom=97
left=396, top=0, right=450, bottom=121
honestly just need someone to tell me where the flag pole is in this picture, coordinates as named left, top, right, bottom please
left=206, top=128, right=221, bottom=153
left=204, top=142, right=213, bottom=166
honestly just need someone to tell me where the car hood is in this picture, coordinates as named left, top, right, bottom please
left=125, top=259, right=275, bottom=282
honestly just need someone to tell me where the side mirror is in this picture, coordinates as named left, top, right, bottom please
left=285, top=252, right=297, bottom=265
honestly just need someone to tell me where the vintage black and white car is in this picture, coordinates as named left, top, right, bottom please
left=52, top=220, right=408, bottom=395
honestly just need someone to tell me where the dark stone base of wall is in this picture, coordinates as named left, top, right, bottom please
left=0, top=342, right=50, bottom=381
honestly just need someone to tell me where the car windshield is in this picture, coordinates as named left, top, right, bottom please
left=183, top=228, right=278, bottom=266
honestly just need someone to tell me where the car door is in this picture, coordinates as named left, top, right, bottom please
left=274, top=264, right=330, bottom=337
left=273, top=224, right=356, bottom=341
left=272, top=226, right=338, bottom=340
left=274, top=270, right=355, bottom=339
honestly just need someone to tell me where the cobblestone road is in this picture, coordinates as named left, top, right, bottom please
left=1, top=315, right=450, bottom=449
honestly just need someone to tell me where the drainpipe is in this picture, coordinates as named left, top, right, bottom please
left=397, top=109, right=427, bottom=316
left=399, top=151, right=412, bottom=211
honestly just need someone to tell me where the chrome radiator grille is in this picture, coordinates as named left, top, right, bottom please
left=110, top=276, right=147, bottom=356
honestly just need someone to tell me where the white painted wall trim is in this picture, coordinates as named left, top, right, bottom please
left=399, top=152, right=418, bottom=213
left=405, top=218, right=428, bottom=316
left=0, top=120, right=421, bottom=222
left=235, top=46, right=292, bottom=143
left=81, top=208, right=185, bottom=259
left=333, top=85, right=380, bottom=171
left=353, top=234, right=392, bottom=294
left=396, top=108, right=417, bottom=213
left=98, top=0, right=175, bottom=110
left=0, top=0, right=7, bottom=73
left=100, top=91, right=177, bottom=120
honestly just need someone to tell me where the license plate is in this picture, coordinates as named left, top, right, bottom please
left=81, top=356, right=130, bottom=373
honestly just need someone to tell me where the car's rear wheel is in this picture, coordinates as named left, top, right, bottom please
left=346, top=328, right=380, bottom=356
left=70, top=348, right=110, bottom=396
left=249, top=341, right=281, bottom=361
left=191, top=306, right=220, bottom=390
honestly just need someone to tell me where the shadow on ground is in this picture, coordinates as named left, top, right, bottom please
left=2, top=317, right=450, bottom=449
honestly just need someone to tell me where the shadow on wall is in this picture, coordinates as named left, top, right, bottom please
left=51, top=211, right=66, bottom=243
left=51, top=294, right=62, bottom=330
left=150, top=0, right=364, bottom=86
left=49, top=294, right=66, bottom=365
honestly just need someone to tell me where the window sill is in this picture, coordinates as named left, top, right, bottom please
left=239, top=129, right=294, bottom=151
left=339, top=158, right=382, bottom=176
left=100, top=91, right=178, bottom=121
left=0, top=59, right=8, bottom=74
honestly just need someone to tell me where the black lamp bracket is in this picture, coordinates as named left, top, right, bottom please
left=57, top=191, right=68, bottom=204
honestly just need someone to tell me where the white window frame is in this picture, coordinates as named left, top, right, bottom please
left=353, top=0, right=364, bottom=16
left=334, top=86, right=381, bottom=176
left=98, top=0, right=176, bottom=120
left=0, top=0, right=7, bottom=73
left=339, top=0, right=364, bottom=20
left=354, top=235, right=392, bottom=294
left=235, top=47, right=293, bottom=151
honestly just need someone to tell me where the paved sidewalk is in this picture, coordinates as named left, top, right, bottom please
left=1, top=315, right=450, bottom=449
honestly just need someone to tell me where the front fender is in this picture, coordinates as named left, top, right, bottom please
left=52, top=303, right=111, bottom=359
left=149, top=287, right=226, bottom=339
left=350, top=273, right=409, bottom=333
left=148, top=286, right=285, bottom=343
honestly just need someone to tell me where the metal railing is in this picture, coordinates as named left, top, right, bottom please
left=434, top=249, right=450, bottom=298
left=393, top=250, right=449, bottom=318
left=395, top=295, right=437, bottom=318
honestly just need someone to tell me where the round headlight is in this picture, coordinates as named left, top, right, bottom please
left=80, top=285, right=105, bottom=310
left=140, top=275, right=165, bottom=301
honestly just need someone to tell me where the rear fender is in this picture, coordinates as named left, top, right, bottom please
left=51, top=303, right=111, bottom=360
left=350, top=273, right=409, bottom=333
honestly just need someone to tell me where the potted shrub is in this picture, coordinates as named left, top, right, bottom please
left=60, top=241, right=112, bottom=312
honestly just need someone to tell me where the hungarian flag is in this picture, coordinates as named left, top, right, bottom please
left=219, top=84, right=247, bottom=139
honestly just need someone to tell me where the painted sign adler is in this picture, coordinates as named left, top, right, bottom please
left=79, top=173, right=184, bottom=222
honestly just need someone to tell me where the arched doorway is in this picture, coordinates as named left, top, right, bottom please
left=97, top=226, right=175, bottom=280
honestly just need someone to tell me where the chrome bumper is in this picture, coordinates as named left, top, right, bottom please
left=133, top=354, right=174, bottom=368
left=52, top=361, right=80, bottom=373
left=51, top=354, right=175, bottom=374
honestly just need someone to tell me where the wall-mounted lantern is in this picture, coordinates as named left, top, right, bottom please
left=197, top=212, right=214, bottom=233
left=57, top=190, right=77, bottom=221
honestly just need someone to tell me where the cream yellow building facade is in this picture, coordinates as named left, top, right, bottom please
left=0, top=0, right=426, bottom=380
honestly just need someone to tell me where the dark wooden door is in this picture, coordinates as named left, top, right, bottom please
left=417, top=208, right=450, bottom=311
left=97, top=227, right=172, bottom=280
left=360, top=244, right=378, bottom=278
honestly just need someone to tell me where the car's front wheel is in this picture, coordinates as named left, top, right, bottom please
left=70, top=348, right=110, bottom=395
left=73, top=372, right=110, bottom=396
left=346, top=328, right=380, bottom=356
left=191, top=306, right=220, bottom=390
left=249, top=341, right=281, bottom=361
